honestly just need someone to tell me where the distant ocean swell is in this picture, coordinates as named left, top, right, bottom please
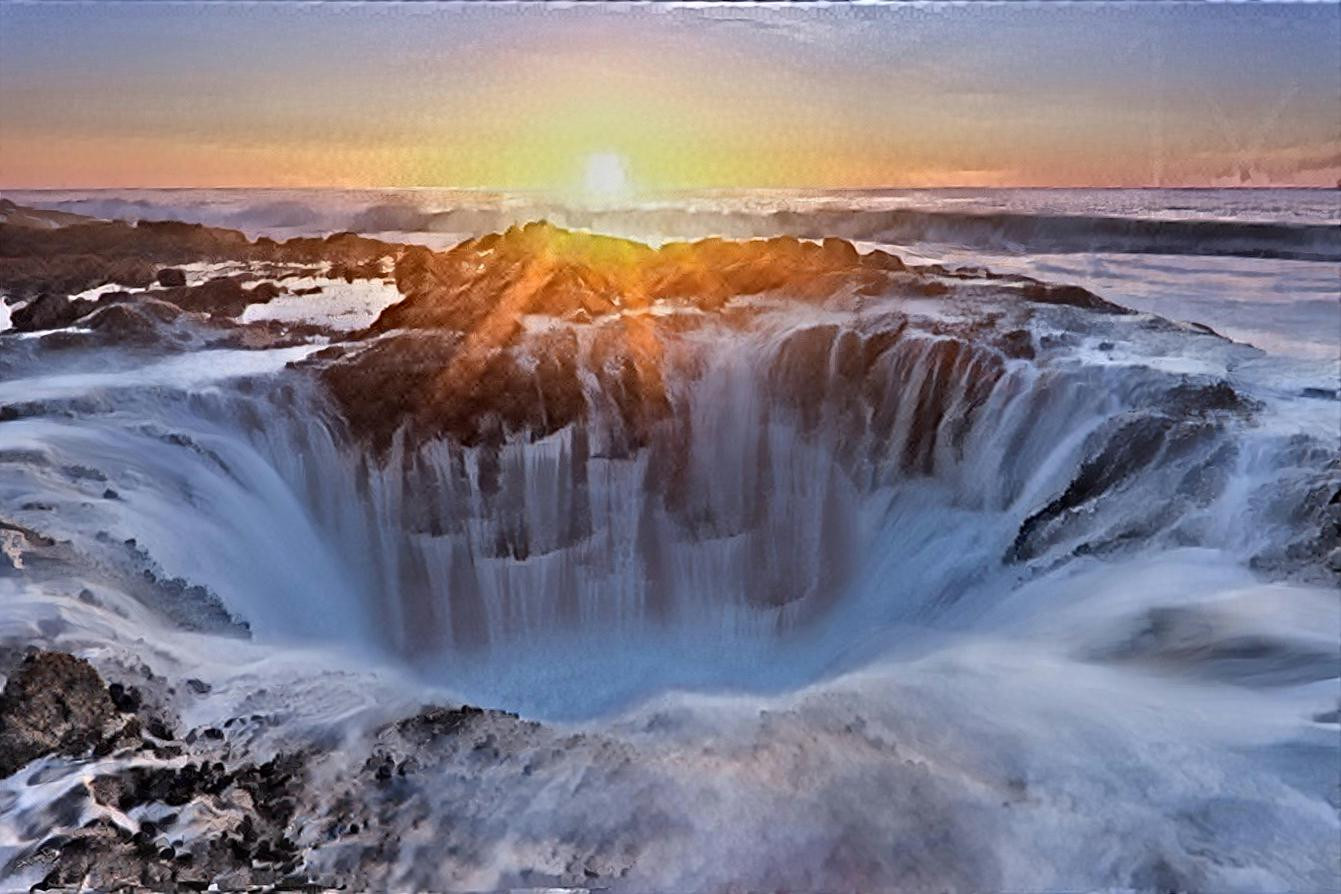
left=10, top=193, right=1341, bottom=261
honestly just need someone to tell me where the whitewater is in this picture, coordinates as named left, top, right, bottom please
left=0, top=188, right=1337, bottom=891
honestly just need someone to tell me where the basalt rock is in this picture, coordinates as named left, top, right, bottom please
left=0, top=254, right=156, bottom=299
left=161, top=277, right=248, bottom=316
left=0, top=651, right=117, bottom=777
left=0, top=204, right=403, bottom=299
left=79, top=301, right=175, bottom=345
left=247, top=280, right=285, bottom=303
left=155, top=267, right=187, bottom=287
left=314, top=222, right=1136, bottom=457
left=1016, top=281, right=1132, bottom=314
left=277, top=231, right=400, bottom=267
left=154, top=276, right=286, bottom=318
left=369, top=222, right=883, bottom=336
left=320, top=326, right=592, bottom=452
left=320, top=223, right=895, bottom=452
left=8, top=292, right=96, bottom=332
left=39, top=751, right=317, bottom=890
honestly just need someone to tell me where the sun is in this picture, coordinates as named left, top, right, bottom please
left=580, top=152, right=633, bottom=205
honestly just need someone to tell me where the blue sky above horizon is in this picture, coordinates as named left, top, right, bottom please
left=1, top=2, right=1338, bottom=189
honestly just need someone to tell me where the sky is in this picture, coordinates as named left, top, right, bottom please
left=1, top=2, right=1338, bottom=190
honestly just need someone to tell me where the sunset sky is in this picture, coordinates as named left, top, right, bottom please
left=1, top=2, right=1338, bottom=190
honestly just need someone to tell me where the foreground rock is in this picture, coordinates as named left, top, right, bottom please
left=0, top=652, right=328, bottom=888
left=0, top=651, right=540, bottom=891
left=0, top=651, right=116, bottom=776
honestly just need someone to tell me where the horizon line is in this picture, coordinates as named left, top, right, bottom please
left=4, top=184, right=1339, bottom=193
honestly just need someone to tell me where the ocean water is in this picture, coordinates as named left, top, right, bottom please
left=0, top=188, right=1337, bottom=891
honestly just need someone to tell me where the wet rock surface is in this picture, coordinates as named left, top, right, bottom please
left=0, top=207, right=411, bottom=361
left=313, top=221, right=1115, bottom=455
left=0, top=650, right=572, bottom=892
left=0, top=215, right=402, bottom=301
left=9, top=294, right=99, bottom=333
left=0, top=652, right=117, bottom=777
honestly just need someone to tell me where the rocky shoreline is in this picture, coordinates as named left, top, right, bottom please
left=0, top=649, right=562, bottom=891
left=2, top=200, right=1337, bottom=892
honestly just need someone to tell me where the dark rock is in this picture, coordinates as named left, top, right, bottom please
left=107, top=682, right=142, bottom=713
left=0, top=198, right=93, bottom=229
left=331, top=258, right=386, bottom=282
left=145, top=717, right=175, bottom=740
left=9, top=293, right=95, bottom=332
left=247, top=281, right=284, bottom=303
left=1165, top=381, right=1257, bottom=417
left=0, top=651, right=117, bottom=776
left=78, top=302, right=173, bottom=344
left=395, top=704, right=486, bottom=742
left=998, top=328, right=1035, bottom=360
left=314, top=224, right=968, bottom=453
left=1010, top=422, right=1162, bottom=561
left=156, top=267, right=187, bottom=287
left=1018, top=280, right=1132, bottom=314
left=164, top=277, right=249, bottom=317
left=0, top=246, right=156, bottom=299
left=90, top=773, right=127, bottom=807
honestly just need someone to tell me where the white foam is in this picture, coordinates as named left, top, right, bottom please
left=239, top=277, right=404, bottom=331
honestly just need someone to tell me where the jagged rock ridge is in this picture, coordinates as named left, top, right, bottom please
left=318, top=220, right=1121, bottom=453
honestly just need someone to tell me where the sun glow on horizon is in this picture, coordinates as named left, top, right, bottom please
left=580, top=152, right=634, bottom=205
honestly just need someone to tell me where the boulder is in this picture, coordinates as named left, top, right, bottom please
left=156, top=267, right=188, bottom=287
left=164, top=277, right=249, bottom=317
left=0, top=651, right=117, bottom=776
left=80, top=303, right=168, bottom=345
left=9, top=292, right=95, bottom=332
left=246, top=281, right=284, bottom=303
